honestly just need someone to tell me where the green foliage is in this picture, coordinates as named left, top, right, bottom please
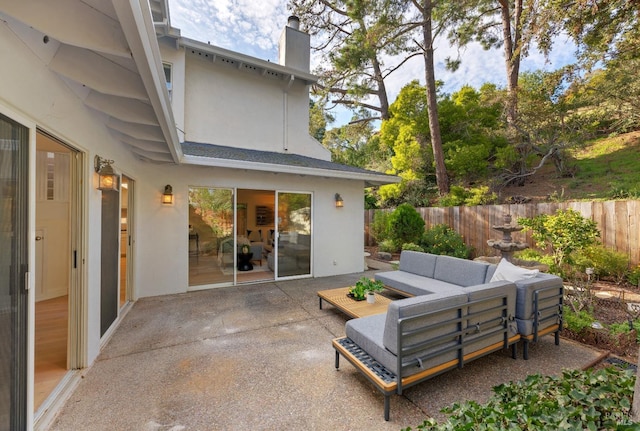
left=444, top=142, right=490, bottom=182
left=627, top=265, right=640, bottom=287
left=402, top=367, right=638, bottom=431
left=419, top=224, right=470, bottom=259
left=349, top=277, right=384, bottom=300
left=370, top=210, right=391, bottom=243
left=401, top=243, right=424, bottom=252
left=378, top=239, right=397, bottom=253
left=518, top=209, right=600, bottom=270
left=609, top=321, right=640, bottom=343
left=437, top=185, right=497, bottom=207
left=388, top=204, right=425, bottom=248
left=574, top=244, right=630, bottom=284
left=563, top=306, right=595, bottom=333
left=514, top=249, right=554, bottom=267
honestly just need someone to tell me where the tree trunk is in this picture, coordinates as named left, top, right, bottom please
left=421, top=0, right=449, bottom=195
left=499, top=0, right=522, bottom=129
left=372, top=56, right=390, bottom=120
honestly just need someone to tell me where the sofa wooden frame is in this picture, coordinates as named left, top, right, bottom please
left=333, top=292, right=520, bottom=421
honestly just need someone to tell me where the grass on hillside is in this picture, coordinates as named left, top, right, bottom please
left=567, top=131, right=640, bottom=200
left=502, top=131, right=640, bottom=202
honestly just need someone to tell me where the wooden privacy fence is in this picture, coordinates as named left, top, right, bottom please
left=364, top=200, right=640, bottom=267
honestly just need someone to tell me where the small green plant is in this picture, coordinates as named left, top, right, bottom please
left=388, top=203, right=425, bottom=248
left=609, top=320, right=640, bottom=342
left=378, top=239, right=397, bottom=253
left=627, top=265, right=640, bottom=287
left=348, top=277, right=384, bottom=301
left=419, top=224, right=471, bottom=259
left=401, top=242, right=424, bottom=252
left=563, top=306, right=595, bottom=332
left=518, top=208, right=600, bottom=270
left=402, top=367, right=638, bottom=430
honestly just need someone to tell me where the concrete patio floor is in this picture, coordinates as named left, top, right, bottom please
left=50, top=269, right=607, bottom=430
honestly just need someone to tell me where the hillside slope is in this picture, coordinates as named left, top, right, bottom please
left=500, top=131, right=640, bottom=203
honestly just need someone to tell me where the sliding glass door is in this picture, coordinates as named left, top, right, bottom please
left=188, top=187, right=234, bottom=287
left=0, top=114, right=29, bottom=429
left=276, top=192, right=311, bottom=278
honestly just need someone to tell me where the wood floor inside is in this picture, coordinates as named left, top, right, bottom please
left=34, top=295, right=68, bottom=411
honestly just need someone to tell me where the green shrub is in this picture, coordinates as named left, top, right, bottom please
left=563, top=306, right=595, bottom=333
left=370, top=209, right=392, bottom=243
left=419, top=224, right=471, bottom=259
left=402, top=242, right=424, bottom=252
left=518, top=208, right=600, bottom=269
left=378, top=239, right=397, bottom=253
left=437, top=185, right=497, bottom=207
left=513, top=249, right=554, bottom=267
left=388, top=203, right=425, bottom=248
left=609, top=320, right=640, bottom=343
left=403, top=367, right=638, bottom=430
left=627, top=265, right=640, bottom=287
left=574, top=244, right=629, bottom=283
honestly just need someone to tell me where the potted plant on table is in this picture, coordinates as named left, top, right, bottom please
left=348, top=277, right=385, bottom=301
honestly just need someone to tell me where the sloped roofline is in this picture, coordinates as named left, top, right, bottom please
left=182, top=142, right=399, bottom=187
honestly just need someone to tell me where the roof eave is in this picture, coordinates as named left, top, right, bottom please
left=179, top=37, right=318, bottom=85
left=115, top=0, right=183, bottom=163
left=182, top=154, right=399, bottom=187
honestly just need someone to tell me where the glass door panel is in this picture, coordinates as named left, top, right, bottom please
left=188, top=187, right=234, bottom=286
left=276, top=192, right=311, bottom=278
left=0, top=113, right=29, bottom=429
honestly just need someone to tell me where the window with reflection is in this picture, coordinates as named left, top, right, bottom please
left=188, top=187, right=234, bottom=286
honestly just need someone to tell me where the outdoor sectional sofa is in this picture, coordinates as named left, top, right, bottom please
left=333, top=251, right=563, bottom=420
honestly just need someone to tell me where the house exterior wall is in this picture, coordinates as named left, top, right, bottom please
left=133, top=163, right=366, bottom=298
left=160, top=42, right=330, bottom=160
left=0, top=18, right=366, bottom=368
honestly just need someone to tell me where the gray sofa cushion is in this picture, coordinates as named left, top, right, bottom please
left=375, top=271, right=463, bottom=297
left=398, top=250, right=438, bottom=278
left=514, top=273, right=563, bottom=319
left=433, top=255, right=490, bottom=287
left=484, top=265, right=498, bottom=283
left=345, top=314, right=402, bottom=374
left=383, top=292, right=468, bottom=358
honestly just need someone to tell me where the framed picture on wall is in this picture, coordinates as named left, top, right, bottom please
left=256, top=205, right=274, bottom=226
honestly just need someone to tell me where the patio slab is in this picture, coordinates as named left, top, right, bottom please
left=50, top=271, right=606, bottom=430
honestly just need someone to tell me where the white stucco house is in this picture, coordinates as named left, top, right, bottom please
left=0, top=0, right=397, bottom=429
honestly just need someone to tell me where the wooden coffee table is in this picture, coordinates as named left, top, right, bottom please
left=317, top=286, right=392, bottom=318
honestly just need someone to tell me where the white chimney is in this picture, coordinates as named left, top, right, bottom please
left=278, top=15, right=310, bottom=73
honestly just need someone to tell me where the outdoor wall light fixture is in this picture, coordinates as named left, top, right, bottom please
left=335, top=193, right=344, bottom=208
left=94, top=155, right=119, bottom=191
left=162, top=184, right=174, bottom=205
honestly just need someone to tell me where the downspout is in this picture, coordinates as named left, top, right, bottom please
left=283, top=91, right=288, bottom=151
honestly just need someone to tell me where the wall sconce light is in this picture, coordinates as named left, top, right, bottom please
left=162, top=184, right=174, bottom=205
left=94, top=155, right=119, bottom=191
left=335, top=193, right=344, bottom=208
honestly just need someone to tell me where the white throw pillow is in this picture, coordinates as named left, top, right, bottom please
left=490, top=258, right=539, bottom=282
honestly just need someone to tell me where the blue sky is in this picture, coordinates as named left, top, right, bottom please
left=167, top=0, right=576, bottom=126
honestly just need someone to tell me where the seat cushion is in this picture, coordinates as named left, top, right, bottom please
left=514, top=273, right=563, bottom=319
left=374, top=271, right=463, bottom=297
left=345, top=314, right=401, bottom=374
left=433, top=255, right=490, bottom=287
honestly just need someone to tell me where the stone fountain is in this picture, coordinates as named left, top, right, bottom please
left=486, top=213, right=528, bottom=262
